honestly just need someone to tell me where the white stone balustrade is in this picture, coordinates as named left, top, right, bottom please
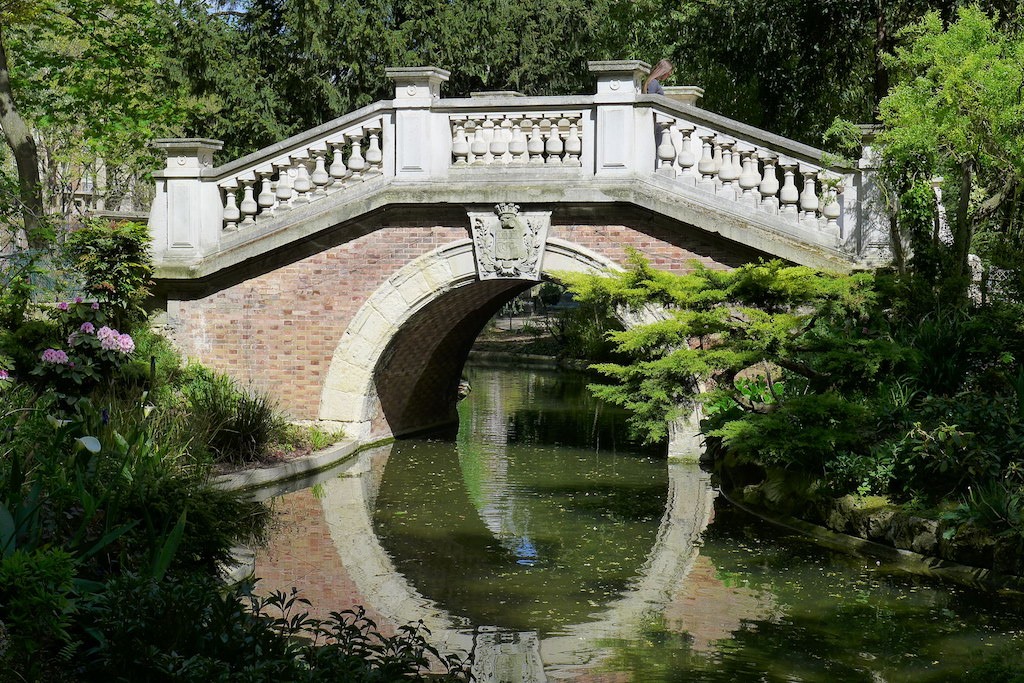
left=450, top=112, right=585, bottom=167
left=149, top=61, right=882, bottom=270
left=216, top=117, right=386, bottom=232
left=650, top=110, right=855, bottom=241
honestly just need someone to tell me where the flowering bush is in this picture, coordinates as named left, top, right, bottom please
left=29, top=299, right=134, bottom=394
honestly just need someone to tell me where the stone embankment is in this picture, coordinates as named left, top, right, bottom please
left=733, top=480, right=1024, bottom=591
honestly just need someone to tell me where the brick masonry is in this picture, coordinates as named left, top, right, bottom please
left=162, top=206, right=768, bottom=431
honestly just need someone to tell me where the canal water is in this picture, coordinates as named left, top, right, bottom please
left=255, top=365, right=1024, bottom=682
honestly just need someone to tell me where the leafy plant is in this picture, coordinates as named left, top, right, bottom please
left=185, top=372, right=285, bottom=465
left=62, top=220, right=153, bottom=332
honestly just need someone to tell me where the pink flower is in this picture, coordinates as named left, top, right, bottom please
left=98, top=326, right=132, bottom=353
left=0, top=369, right=9, bottom=380
left=41, top=348, right=70, bottom=365
left=80, top=322, right=95, bottom=334
left=91, top=302, right=100, bottom=310
left=117, top=333, right=135, bottom=354
left=57, top=302, right=69, bottom=311
left=75, top=296, right=83, bottom=303
left=68, top=362, right=75, bottom=368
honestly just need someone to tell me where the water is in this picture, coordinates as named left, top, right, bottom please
left=256, top=365, right=1024, bottom=682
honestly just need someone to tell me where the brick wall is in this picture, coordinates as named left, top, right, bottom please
left=164, top=208, right=765, bottom=427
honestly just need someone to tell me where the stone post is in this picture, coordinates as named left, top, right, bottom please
left=855, top=124, right=894, bottom=265
left=663, top=85, right=705, bottom=106
left=588, top=60, right=652, bottom=176
left=149, top=138, right=223, bottom=263
left=385, top=66, right=451, bottom=178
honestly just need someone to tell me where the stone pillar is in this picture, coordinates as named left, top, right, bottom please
left=385, top=66, right=451, bottom=178
left=855, top=124, right=894, bottom=265
left=149, top=138, right=223, bottom=263
left=588, top=60, right=652, bottom=176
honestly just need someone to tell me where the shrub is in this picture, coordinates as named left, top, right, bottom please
left=0, top=547, right=77, bottom=676
left=185, top=372, right=285, bottom=466
left=78, top=576, right=471, bottom=682
left=62, top=220, right=153, bottom=332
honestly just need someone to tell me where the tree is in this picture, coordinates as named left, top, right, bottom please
left=1, top=0, right=190, bottom=230
left=0, top=1, right=44, bottom=242
left=876, top=6, right=1024, bottom=299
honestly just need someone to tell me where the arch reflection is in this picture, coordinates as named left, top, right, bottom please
left=259, top=367, right=720, bottom=680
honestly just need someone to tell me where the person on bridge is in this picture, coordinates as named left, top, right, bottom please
left=644, top=59, right=674, bottom=95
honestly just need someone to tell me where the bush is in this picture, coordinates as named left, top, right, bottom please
left=0, top=548, right=76, bottom=678
left=185, top=372, right=285, bottom=466
left=78, top=575, right=470, bottom=682
left=62, top=220, right=152, bottom=332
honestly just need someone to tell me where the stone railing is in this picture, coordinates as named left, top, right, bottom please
left=648, top=105, right=856, bottom=242
left=216, top=113, right=386, bottom=231
left=148, top=61, right=885, bottom=269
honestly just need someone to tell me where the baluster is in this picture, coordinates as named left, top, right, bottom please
left=239, top=179, right=258, bottom=227
left=757, top=153, right=780, bottom=213
left=822, top=173, right=843, bottom=236
left=257, top=170, right=276, bottom=216
left=481, top=117, right=496, bottom=164
left=697, top=134, right=717, bottom=187
left=543, top=117, right=563, bottom=164
left=347, top=131, right=366, bottom=180
left=470, top=117, right=487, bottom=164
left=527, top=118, right=545, bottom=165
left=717, top=142, right=739, bottom=199
left=310, top=151, right=330, bottom=198
left=291, top=156, right=312, bottom=205
left=676, top=124, right=697, bottom=183
left=564, top=115, right=582, bottom=166
left=779, top=161, right=799, bottom=216
left=712, top=139, right=724, bottom=176
left=730, top=144, right=743, bottom=181
left=365, top=127, right=383, bottom=175
left=657, top=118, right=676, bottom=176
left=452, top=116, right=470, bottom=166
left=328, top=140, right=350, bottom=191
left=501, top=118, right=515, bottom=163
left=489, top=116, right=508, bottom=165
left=273, top=163, right=293, bottom=210
left=508, top=117, right=528, bottom=165
left=738, top=147, right=761, bottom=205
left=799, top=165, right=819, bottom=223
left=221, top=180, right=240, bottom=231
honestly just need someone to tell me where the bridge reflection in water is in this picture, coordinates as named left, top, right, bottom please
left=253, top=367, right=774, bottom=682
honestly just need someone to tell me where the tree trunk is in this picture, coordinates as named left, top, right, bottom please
left=0, top=27, right=45, bottom=247
left=950, top=159, right=975, bottom=299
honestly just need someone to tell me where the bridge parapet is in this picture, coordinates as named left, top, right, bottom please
left=148, top=61, right=886, bottom=274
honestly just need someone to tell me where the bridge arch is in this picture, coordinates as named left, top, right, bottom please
left=319, top=237, right=618, bottom=439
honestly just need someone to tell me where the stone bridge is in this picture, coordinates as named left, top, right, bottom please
left=148, top=61, right=888, bottom=440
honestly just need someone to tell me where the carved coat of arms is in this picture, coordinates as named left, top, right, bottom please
left=468, top=203, right=551, bottom=280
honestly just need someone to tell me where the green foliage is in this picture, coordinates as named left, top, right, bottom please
left=184, top=372, right=286, bottom=466
left=271, top=422, right=346, bottom=457
left=0, top=547, right=76, bottom=677
left=876, top=6, right=1024, bottom=297
left=78, top=575, right=470, bottom=682
left=4, top=0, right=193, bottom=209
left=62, top=220, right=153, bottom=331
left=564, top=255, right=890, bottom=442
left=571, top=251, right=1024, bottom=553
